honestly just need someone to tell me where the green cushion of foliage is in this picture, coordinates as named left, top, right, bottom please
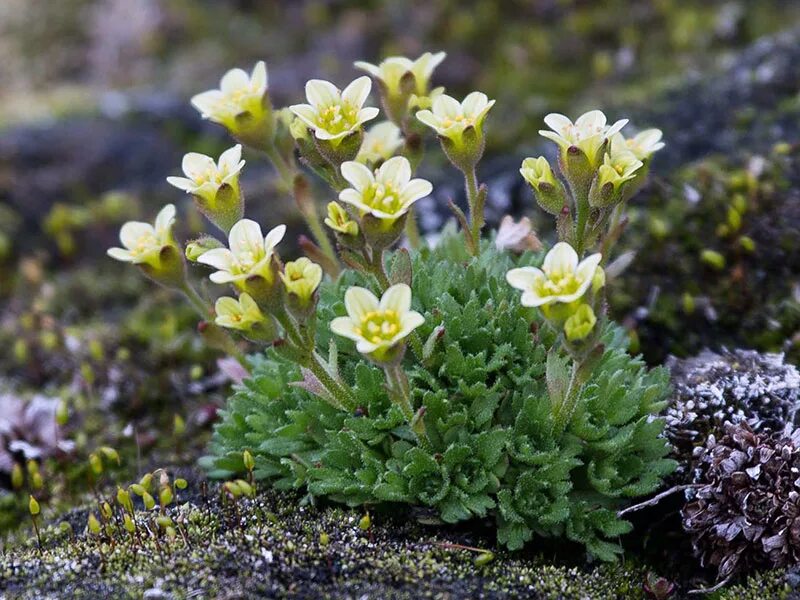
left=202, top=231, right=675, bottom=560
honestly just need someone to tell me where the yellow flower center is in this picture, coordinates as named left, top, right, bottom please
left=535, top=271, right=582, bottom=298
left=441, top=114, right=474, bottom=129
left=232, top=246, right=264, bottom=273
left=130, top=233, right=158, bottom=256
left=355, top=309, right=401, bottom=345
left=317, top=103, right=359, bottom=135
left=363, top=182, right=404, bottom=215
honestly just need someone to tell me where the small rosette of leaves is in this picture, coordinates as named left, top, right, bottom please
left=202, top=233, right=674, bottom=559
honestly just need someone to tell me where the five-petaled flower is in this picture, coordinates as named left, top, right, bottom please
left=280, top=257, right=323, bottom=307
left=324, top=202, right=359, bottom=237
left=611, top=129, right=665, bottom=161
left=107, top=204, right=177, bottom=268
left=339, top=156, right=432, bottom=223
left=416, top=92, right=495, bottom=146
left=506, top=242, right=602, bottom=308
left=166, top=146, right=246, bottom=231
left=289, top=77, right=379, bottom=146
left=330, top=283, right=424, bottom=360
left=197, top=219, right=286, bottom=286
left=355, top=52, right=446, bottom=98
left=214, top=293, right=265, bottom=331
left=356, top=121, right=404, bottom=165
left=191, top=61, right=270, bottom=143
left=597, top=150, right=643, bottom=192
left=539, top=110, right=627, bottom=165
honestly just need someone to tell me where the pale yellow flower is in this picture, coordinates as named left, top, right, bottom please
left=506, top=242, right=602, bottom=308
left=339, top=156, right=432, bottom=222
left=197, top=219, right=286, bottom=286
left=214, top=293, right=265, bottom=331
left=280, top=258, right=323, bottom=305
left=330, top=284, right=424, bottom=358
left=356, top=121, right=404, bottom=165
left=107, top=204, right=176, bottom=268
left=191, top=62, right=268, bottom=131
left=167, top=145, right=245, bottom=205
left=289, top=77, right=379, bottom=145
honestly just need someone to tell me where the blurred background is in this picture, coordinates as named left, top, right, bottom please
left=2, top=0, right=800, bottom=531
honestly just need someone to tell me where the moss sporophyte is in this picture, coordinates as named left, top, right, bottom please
left=108, top=52, right=670, bottom=559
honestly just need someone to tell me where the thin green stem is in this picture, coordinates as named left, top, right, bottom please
left=369, top=249, right=392, bottom=291
left=307, top=350, right=356, bottom=410
left=574, top=196, right=589, bottom=256
left=180, top=282, right=211, bottom=319
left=463, top=167, right=482, bottom=256
left=384, top=364, right=414, bottom=421
left=264, top=145, right=295, bottom=190
left=553, top=361, right=582, bottom=438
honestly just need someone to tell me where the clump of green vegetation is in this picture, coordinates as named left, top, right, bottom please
left=203, top=236, right=674, bottom=560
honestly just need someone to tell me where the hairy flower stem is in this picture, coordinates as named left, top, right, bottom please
left=384, top=363, right=431, bottom=448
left=368, top=249, right=392, bottom=291
left=574, top=194, right=590, bottom=256
left=553, top=361, right=583, bottom=438
left=463, top=167, right=482, bottom=256
left=274, top=307, right=356, bottom=410
left=306, top=350, right=356, bottom=410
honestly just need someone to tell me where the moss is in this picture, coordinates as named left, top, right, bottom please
left=0, top=480, right=655, bottom=599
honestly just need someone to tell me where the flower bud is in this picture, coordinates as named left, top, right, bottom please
left=520, top=157, right=568, bottom=215
left=28, top=495, right=40, bottom=516
left=243, top=450, right=255, bottom=472
left=564, top=304, right=597, bottom=342
left=280, top=258, right=323, bottom=312
left=324, top=201, right=360, bottom=240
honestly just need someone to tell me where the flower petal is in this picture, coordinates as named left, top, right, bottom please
left=415, top=109, right=440, bottom=131
left=289, top=104, right=318, bottom=128
left=263, top=224, right=287, bottom=254
left=344, top=286, right=379, bottom=321
left=377, top=156, right=411, bottom=187
left=228, top=219, right=264, bottom=256
left=107, top=247, right=134, bottom=262
left=342, top=76, right=372, bottom=108
left=398, top=311, right=425, bottom=337
left=462, top=91, right=488, bottom=117
left=218, top=144, right=243, bottom=172
left=181, top=153, right=213, bottom=179
left=197, top=248, right=235, bottom=271
left=353, top=60, right=381, bottom=77
left=191, top=90, right=224, bottom=117
left=214, top=296, right=240, bottom=317
left=119, top=222, right=154, bottom=249
left=330, top=316, right=361, bottom=341
left=543, top=113, right=573, bottom=135
left=166, top=176, right=196, bottom=192
left=338, top=188, right=366, bottom=210
left=154, top=204, right=176, bottom=237
left=543, top=242, right=579, bottom=275
left=400, top=178, right=433, bottom=203
left=432, top=94, right=462, bottom=119
left=575, top=252, right=602, bottom=282
left=251, top=61, right=268, bottom=92
left=305, top=79, right=339, bottom=107
left=506, top=267, right=543, bottom=291
left=341, top=161, right=375, bottom=191
left=380, top=283, right=411, bottom=314
left=220, top=68, right=250, bottom=93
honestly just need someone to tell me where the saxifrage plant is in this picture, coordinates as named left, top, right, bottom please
left=107, top=51, right=674, bottom=559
